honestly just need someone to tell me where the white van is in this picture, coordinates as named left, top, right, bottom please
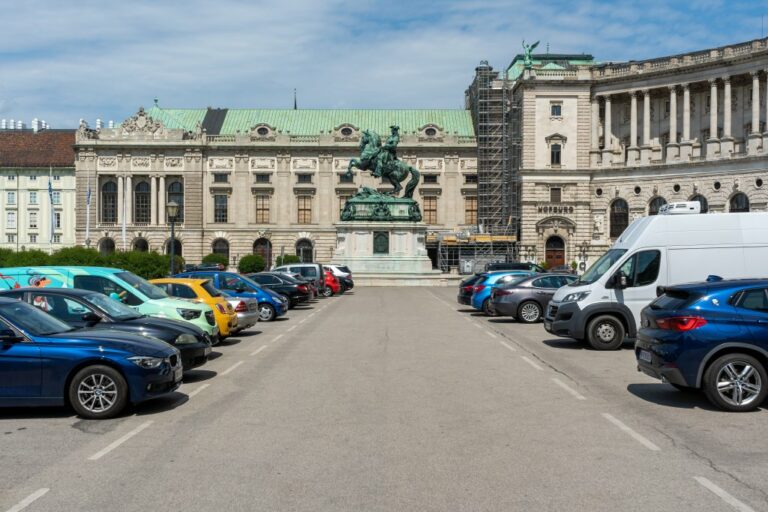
left=544, top=206, right=768, bottom=350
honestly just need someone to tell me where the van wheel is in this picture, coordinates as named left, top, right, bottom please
left=259, top=303, right=276, bottom=322
left=68, top=365, right=128, bottom=419
left=703, top=353, right=767, bottom=412
left=586, top=315, right=625, bottom=350
left=517, top=301, right=542, bottom=323
left=482, top=298, right=496, bottom=316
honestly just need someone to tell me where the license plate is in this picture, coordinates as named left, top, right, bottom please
left=174, top=367, right=183, bottom=382
left=639, top=350, right=653, bottom=363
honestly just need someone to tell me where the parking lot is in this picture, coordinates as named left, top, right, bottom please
left=3, top=287, right=767, bottom=511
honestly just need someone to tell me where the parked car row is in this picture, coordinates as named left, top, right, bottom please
left=458, top=204, right=768, bottom=412
left=0, top=262, right=354, bottom=419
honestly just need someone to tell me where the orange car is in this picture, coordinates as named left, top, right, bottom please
left=150, top=278, right=238, bottom=340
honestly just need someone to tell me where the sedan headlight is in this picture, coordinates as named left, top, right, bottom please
left=175, top=333, right=199, bottom=345
left=176, top=308, right=201, bottom=320
left=562, top=291, right=590, bottom=303
left=127, top=356, right=164, bottom=369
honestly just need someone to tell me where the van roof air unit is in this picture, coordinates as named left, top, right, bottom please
left=659, top=201, right=701, bottom=215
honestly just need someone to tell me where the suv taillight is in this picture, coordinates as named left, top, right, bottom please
left=462, top=285, right=473, bottom=293
left=297, top=284, right=308, bottom=292
left=235, top=301, right=247, bottom=313
left=473, top=284, right=486, bottom=293
left=656, top=316, right=707, bottom=331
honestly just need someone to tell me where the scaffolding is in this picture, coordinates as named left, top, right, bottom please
left=431, top=231, right=517, bottom=274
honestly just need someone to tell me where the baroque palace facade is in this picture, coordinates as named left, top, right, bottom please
left=73, top=108, right=478, bottom=266
left=495, top=37, right=768, bottom=269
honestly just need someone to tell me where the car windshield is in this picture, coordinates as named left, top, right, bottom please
left=201, top=280, right=222, bottom=297
left=0, top=301, right=74, bottom=335
left=85, top=293, right=143, bottom=321
left=577, top=249, right=628, bottom=285
left=116, top=271, right=168, bottom=300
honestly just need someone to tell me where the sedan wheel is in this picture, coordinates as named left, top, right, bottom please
left=704, top=354, right=768, bottom=412
left=322, top=288, right=334, bottom=298
left=517, top=301, right=542, bottom=323
left=482, top=298, right=496, bottom=316
left=68, top=365, right=128, bottom=419
left=259, top=303, right=276, bottom=322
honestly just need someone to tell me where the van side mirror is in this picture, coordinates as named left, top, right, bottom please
left=82, top=312, right=102, bottom=325
left=0, top=328, right=22, bottom=343
left=607, top=271, right=628, bottom=289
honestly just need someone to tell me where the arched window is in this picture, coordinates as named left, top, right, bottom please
left=167, top=181, right=184, bottom=223
left=165, top=238, right=182, bottom=257
left=212, top=238, right=230, bottom=261
left=648, top=197, right=667, bottom=216
left=134, top=181, right=151, bottom=223
left=99, top=238, right=115, bottom=256
left=101, top=182, right=117, bottom=223
left=253, top=238, right=272, bottom=267
left=610, top=199, right=629, bottom=238
left=691, top=194, right=708, bottom=213
left=132, top=238, right=149, bottom=252
left=295, top=238, right=313, bottom=263
left=730, top=193, right=750, bottom=213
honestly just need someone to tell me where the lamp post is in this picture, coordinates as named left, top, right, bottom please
left=166, top=200, right=179, bottom=275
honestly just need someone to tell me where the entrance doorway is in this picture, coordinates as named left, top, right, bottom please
left=545, top=236, right=565, bottom=268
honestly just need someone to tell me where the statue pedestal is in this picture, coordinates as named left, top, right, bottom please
left=332, top=221, right=451, bottom=286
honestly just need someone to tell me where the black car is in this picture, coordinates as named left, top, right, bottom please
left=457, top=274, right=483, bottom=305
left=0, top=288, right=212, bottom=371
left=484, top=262, right=546, bottom=273
left=338, top=276, right=354, bottom=291
left=247, top=272, right=312, bottom=308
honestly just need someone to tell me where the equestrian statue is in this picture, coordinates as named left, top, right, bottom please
left=345, top=125, right=420, bottom=199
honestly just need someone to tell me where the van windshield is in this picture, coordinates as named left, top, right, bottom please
left=116, top=271, right=168, bottom=300
left=576, top=249, right=628, bottom=285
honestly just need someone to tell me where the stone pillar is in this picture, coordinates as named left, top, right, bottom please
left=590, top=97, right=601, bottom=166
left=707, top=79, right=720, bottom=159
left=749, top=71, right=762, bottom=155
left=640, top=89, right=652, bottom=164
left=680, top=84, right=692, bottom=160
left=721, top=77, right=734, bottom=156
left=666, top=86, right=679, bottom=162
left=626, top=91, right=639, bottom=165
left=763, top=70, right=768, bottom=153
left=601, top=95, right=613, bottom=167
left=150, top=176, right=157, bottom=225
left=116, top=175, right=124, bottom=224
left=125, top=175, right=132, bottom=224
left=158, top=176, right=166, bottom=225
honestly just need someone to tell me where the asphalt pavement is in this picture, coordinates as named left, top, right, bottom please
left=2, top=287, right=767, bottom=511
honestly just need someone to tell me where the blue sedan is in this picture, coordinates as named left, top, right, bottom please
left=0, top=297, right=182, bottom=419
left=471, top=271, right=535, bottom=316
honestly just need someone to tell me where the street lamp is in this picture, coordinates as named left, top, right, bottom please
left=166, top=200, right=180, bottom=275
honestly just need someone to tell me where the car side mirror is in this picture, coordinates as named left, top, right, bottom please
left=0, top=328, right=22, bottom=343
left=82, top=312, right=102, bottom=325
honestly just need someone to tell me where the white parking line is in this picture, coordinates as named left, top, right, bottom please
left=186, top=383, right=210, bottom=398
left=521, top=356, right=543, bottom=371
left=601, top=413, right=660, bottom=451
left=499, top=341, right=517, bottom=353
left=287, top=326, right=296, bottom=332
left=552, top=378, right=586, bottom=400
left=308, top=313, right=315, bottom=318
left=220, top=361, right=244, bottom=376
left=473, top=323, right=483, bottom=329
left=271, top=334, right=284, bottom=343
left=298, top=318, right=306, bottom=324
left=5, top=488, right=49, bottom=512
left=88, top=421, right=153, bottom=461
left=694, top=476, right=755, bottom=512
left=250, top=345, right=267, bottom=356
left=485, top=330, right=497, bottom=339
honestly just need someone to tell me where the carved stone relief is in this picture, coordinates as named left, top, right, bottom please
left=121, top=107, right=165, bottom=136
left=460, top=159, right=478, bottom=170
left=97, top=156, right=118, bottom=170
left=292, top=158, right=317, bottom=170
left=131, top=157, right=151, bottom=170
left=250, top=157, right=276, bottom=170
left=417, top=158, right=443, bottom=171
left=208, top=157, right=234, bottom=170
left=164, top=157, right=184, bottom=170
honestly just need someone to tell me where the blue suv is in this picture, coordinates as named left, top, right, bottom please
left=471, top=271, right=535, bottom=316
left=0, top=297, right=182, bottom=419
left=636, top=278, right=768, bottom=412
left=175, top=271, right=288, bottom=322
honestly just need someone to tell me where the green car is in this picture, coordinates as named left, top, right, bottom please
left=0, top=266, right=219, bottom=340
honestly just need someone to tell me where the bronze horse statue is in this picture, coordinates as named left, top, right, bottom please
left=345, top=126, right=420, bottom=199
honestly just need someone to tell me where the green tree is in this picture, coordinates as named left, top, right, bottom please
left=237, top=254, right=265, bottom=274
left=275, top=254, right=301, bottom=266
left=202, top=253, right=229, bottom=267
left=50, top=247, right=104, bottom=266
left=5, top=249, right=51, bottom=266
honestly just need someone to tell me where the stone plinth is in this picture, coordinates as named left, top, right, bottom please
left=333, top=221, right=453, bottom=286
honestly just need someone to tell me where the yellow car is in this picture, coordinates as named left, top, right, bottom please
left=150, top=278, right=238, bottom=340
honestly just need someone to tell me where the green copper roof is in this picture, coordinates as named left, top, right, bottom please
left=144, top=106, right=474, bottom=136
left=506, top=53, right=596, bottom=80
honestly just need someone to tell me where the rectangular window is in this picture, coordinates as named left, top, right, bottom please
left=53, top=234, right=61, bottom=243
left=664, top=100, right=670, bottom=115
left=464, top=174, right=478, bottom=184
left=297, top=174, right=313, bottom=184
left=255, top=173, right=271, bottom=184
left=464, top=196, right=477, bottom=225
left=255, top=195, right=270, bottom=223
left=7, top=175, right=15, bottom=182
left=423, top=196, right=438, bottom=224
left=423, top=175, right=438, bottom=184
left=214, top=194, right=228, bottom=223
left=29, top=211, right=37, bottom=229
left=550, top=187, right=562, bottom=203
left=550, top=104, right=562, bottom=117
left=213, top=173, right=229, bottom=183
left=550, top=144, right=562, bottom=166
left=339, top=195, right=352, bottom=219
left=7, top=192, right=15, bottom=205
left=6, top=234, right=15, bottom=243
left=6, top=211, right=15, bottom=229
left=29, top=175, right=36, bottom=181
left=29, top=234, right=37, bottom=243
left=29, top=191, right=37, bottom=205
left=54, top=212, right=61, bottom=229
left=297, top=195, right=312, bottom=224
left=339, top=173, right=354, bottom=184
left=51, top=191, right=61, bottom=205
left=53, top=175, right=60, bottom=181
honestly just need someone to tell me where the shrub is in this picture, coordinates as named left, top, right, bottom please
left=50, top=247, right=104, bottom=266
left=275, top=254, right=301, bottom=266
left=202, top=253, right=229, bottom=267
left=238, top=254, right=265, bottom=274
left=570, top=260, right=578, bottom=270
left=538, top=260, right=550, bottom=270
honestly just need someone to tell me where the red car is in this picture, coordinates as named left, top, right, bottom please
left=322, top=271, right=341, bottom=297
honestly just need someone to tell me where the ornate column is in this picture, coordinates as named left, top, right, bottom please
left=707, top=78, right=720, bottom=159
left=666, top=86, right=679, bottom=162
left=721, top=77, right=734, bottom=156
left=150, top=176, right=157, bottom=225
left=125, top=175, right=133, bottom=224
left=640, top=89, right=652, bottom=164
left=590, top=97, right=601, bottom=166
left=626, top=91, right=639, bottom=165
left=601, top=95, right=614, bottom=168
left=158, top=176, right=166, bottom=225
left=749, top=71, right=762, bottom=154
left=116, top=175, right=124, bottom=224
left=763, top=70, right=768, bottom=152
left=680, top=83, right=692, bottom=160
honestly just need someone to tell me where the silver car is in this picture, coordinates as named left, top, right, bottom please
left=220, top=290, right=260, bottom=332
left=491, top=274, right=578, bottom=323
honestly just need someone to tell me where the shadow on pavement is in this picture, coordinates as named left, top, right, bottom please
left=273, top=317, right=290, bottom=322
left=626, top=383, right=721, bottom=411
left=236, top=330, right=263, bottom=337
left=543, top=338, right=635, bottom=350
left=134, top=392, right=189, bottom=415
left=0, top=407, right=75, bottom=421
left=218, top=338, right=242, bottom=347
left=457, top=308, right=476, bottom=313
left=488, top=318, right=517, bottom=324
left=182, top=369, right=217, bottom=383
left=207, top=351, right=224, bottom=361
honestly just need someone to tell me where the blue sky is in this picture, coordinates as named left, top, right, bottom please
left=0, top=0, right=764, bottom=127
